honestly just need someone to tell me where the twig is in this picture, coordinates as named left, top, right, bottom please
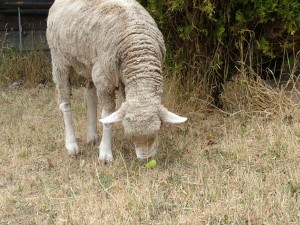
left=95, top=164, right=118, bottom=203
left=118, top=149, right=130, bottom=188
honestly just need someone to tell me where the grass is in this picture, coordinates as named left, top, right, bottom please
left=0, top=47, right=52, bottom=87
left=0, top=44, right=300, bottom=224
left=1, top=72, right=300, bottom=224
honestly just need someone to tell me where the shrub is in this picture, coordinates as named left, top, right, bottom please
left=138, top=0, right=300, bottom=106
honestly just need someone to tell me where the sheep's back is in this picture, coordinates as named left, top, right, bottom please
left=47, top=0, right=165, bottom=79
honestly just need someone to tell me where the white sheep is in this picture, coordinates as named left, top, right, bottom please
left=46, top=0, right=187, bottom=163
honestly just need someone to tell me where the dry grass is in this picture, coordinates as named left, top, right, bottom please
left=1, top=74, right=300, bottom=224
left=0, top=47, right=52, bottom=87
left=0, top=43, right=88, bottom=88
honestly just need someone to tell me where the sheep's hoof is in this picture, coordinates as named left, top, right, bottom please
left=66, top=141, right=80, bottom=156
left=87, top=134, right=98, bottom=145
left=99, top=153, right=113, bottom=165
left=87, top=138, right=97, bottom=146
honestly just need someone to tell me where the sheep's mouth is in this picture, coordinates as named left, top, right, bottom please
left=134, top=137, right=157, bottom=160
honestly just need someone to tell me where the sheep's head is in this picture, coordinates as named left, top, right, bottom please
left=100, top=103, right=187, bottom=161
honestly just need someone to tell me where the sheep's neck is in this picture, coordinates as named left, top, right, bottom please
left=125, top=78, right=162, bottom=105
left=120, top=50, right=164, bottom=105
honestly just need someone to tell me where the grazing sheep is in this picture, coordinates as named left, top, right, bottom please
left=46, top=0, right=187, bottom=163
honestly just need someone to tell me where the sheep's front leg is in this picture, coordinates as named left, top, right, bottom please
left=99, top=108, right=114, bottom=163
left=92, top=64, right=116, bottom=163
left=97, top=88, right=116, bottom=163
left=86, top=81, right=98, bottom=144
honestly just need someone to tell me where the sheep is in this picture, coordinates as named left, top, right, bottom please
left=46, top=0, right=187, bottom=163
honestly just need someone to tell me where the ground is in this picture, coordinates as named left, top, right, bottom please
left=0, top=85, right=300, bottom=224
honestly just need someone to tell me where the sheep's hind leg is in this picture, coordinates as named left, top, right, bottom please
left=54, top=65, right=79, bottom=156
left=59, top=101, right=79, bottom=155
left=86, top=81, right=98, bottom=145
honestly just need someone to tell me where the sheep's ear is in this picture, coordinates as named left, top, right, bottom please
left=100, top=111, right=123, bottom=124
left=160, top=106, right=187, bottom=124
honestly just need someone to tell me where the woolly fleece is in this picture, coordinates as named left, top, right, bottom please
left=47, top=0, right=186, bottom=159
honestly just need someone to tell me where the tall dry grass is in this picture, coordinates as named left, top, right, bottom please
left=0, top=42, right=84, bottom=88
left=0, top=45, right=52, bottom=87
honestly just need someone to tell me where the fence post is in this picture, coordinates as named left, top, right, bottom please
left=18, top=6, right=23, bottom=50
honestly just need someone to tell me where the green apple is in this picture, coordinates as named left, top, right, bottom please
left=144, top=159, right=157, bottom=168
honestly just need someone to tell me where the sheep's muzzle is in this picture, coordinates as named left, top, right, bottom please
left=133, top=135, right=158, bottom=161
